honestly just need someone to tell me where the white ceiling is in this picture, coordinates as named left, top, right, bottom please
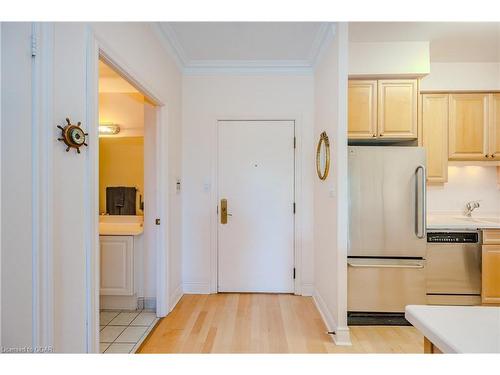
left=157, top=22, right=330, bottom=72
left=157, top=22, right=500, bottom=72
left=349, top=22, right=500, bottom=63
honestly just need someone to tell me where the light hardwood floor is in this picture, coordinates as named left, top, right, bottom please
left=138, top=294, right=423, bottom=354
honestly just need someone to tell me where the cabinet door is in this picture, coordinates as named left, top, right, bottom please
left=449, top=93, right=489, bottom=160
left=482, top=245, right=500, bottom=304
left=422, top=94, right=448, bottom=183
left=489, top=94, right=500, bottom=159
left=348, top=80, right=377, bottom=139
left=100, top=236, right=134, bottom=296
left=378, top=79, right=418, bottom=139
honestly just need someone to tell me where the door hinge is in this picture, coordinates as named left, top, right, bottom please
left=293, top=267, right=296, bottom=280
left=293, top=136, right=296, bottom=149
left=31, top=34, right=37, bottom=57
left=293, top=202, right=296, bottom=214
left=155, top=218, right=161, bottom=225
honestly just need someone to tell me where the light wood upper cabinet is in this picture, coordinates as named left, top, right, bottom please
left=422, top=94, right=448, bottom=183
left=378, top=80, right=418, bottom=139
left=489, top=94, right=500, bottom=159
left=348, top=79, right=418, bottom=140
left=448, top=93, right=489, bottom=160
left=348, top=80, right=377, bottom=139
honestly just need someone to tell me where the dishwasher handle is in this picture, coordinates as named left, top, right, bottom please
left=348, top=259, right=425, bottom=269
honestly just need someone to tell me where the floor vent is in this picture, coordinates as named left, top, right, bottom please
left=347, top=312, right=412, bottom=326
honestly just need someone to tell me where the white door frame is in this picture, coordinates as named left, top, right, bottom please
left=209, top=116, right=305, bottom=295
left=31, top=22, right=55, bottom=353
left=84, top=31, right=170, bottom=353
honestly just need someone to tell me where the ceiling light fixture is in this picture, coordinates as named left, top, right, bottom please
left=99, top=123, right=121, bottom=135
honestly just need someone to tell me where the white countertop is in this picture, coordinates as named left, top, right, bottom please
left=99, top=215, right=144, bottom=236
left=406, top=305, right=500, bottom=353
left=427, top=213, right=500, bottom=230
left=99, top=222, right=143, bottom=236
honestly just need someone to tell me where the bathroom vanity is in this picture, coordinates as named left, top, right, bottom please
left=99, top=215, right=144, bottom=310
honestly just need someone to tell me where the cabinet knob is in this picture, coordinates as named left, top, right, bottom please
left=379, top=134, right=383, bottom=137
left=372, top=134, right=376, bottom=138
left=485, top=154, right=489, bottom=158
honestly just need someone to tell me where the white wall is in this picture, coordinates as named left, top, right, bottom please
left=421, top=62, right=500, bottom=91
left=349, top=41, right=430, bottom=77
left=428, top=165, right=500, bottom=215
left=313, top=23, right=350, bottom=345
left=1, top=22, right=182, bottom=353
left=349, top=44, right=500, bottom=91
left=182, top=74, right=315, bottom=295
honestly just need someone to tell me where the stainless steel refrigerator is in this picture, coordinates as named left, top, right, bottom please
left=348, top=146, right=427, bottom=314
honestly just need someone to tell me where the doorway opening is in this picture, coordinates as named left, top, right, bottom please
left=97, top=59, right=160, bottom=353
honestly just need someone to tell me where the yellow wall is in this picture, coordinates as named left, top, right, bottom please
left=99, top=137, right=144, bottom=215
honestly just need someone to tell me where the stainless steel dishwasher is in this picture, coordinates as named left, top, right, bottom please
left=426, top=230, right=482, bottom=305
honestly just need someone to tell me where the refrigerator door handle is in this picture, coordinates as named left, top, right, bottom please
left=415, top=165, right=427, bottom=239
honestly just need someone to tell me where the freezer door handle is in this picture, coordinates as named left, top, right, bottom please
left=415, top=165, right=427, bottom=239
left=348, top=259, right=424, bottom=269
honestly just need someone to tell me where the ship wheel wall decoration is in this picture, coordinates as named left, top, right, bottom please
left=57, top=118, right=88, bottom=154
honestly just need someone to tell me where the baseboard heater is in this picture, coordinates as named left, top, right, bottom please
left=347, top=312, right=412, bottom=326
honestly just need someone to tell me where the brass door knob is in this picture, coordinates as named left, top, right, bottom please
left=221, top=199, right=228, bottom=224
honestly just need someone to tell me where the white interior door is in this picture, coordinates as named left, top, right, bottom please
left=217, top=120, right=295, bottom=293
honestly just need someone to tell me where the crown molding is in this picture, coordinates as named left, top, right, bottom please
left=150, top=23, right=185, bottom=71
left=153, top=22, right=336, bottom=75
left=306, top=23, right=332, bottom=65
left=184, top=59, right=315, bottom=75
left=311, top=23, right=337, bottom=69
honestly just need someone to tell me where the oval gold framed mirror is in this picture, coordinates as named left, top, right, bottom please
left=316, top=131, right=330, bottom=180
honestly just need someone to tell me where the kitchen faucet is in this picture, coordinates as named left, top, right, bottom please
left=464, top=200, right=481, bottom=217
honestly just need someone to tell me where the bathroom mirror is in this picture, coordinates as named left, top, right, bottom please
left=316, top=131, right=330, bottom=180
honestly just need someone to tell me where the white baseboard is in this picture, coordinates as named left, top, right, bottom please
left=312, top=290, right=335, bottom=332
left=169, top=283, right=183, bottom=312
left=183, top=281, right=211, bottom=294
left=312, top=289, right=351, bottom=346
left=333, top=326, right=351, bottom=346
left=301, top=283, right=314, bottom=296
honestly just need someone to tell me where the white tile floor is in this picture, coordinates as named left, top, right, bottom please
left=99, top=309, right=159, bottom=353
